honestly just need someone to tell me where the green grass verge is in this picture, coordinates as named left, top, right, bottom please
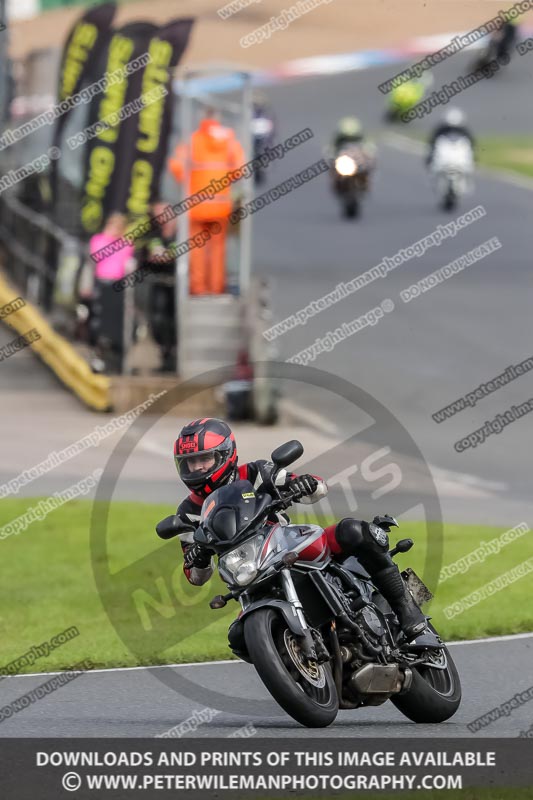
left=475, top=135, right=533, bottom=179
left=1, top=499, right=531, bottom=675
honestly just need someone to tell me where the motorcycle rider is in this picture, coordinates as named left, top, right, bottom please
left=251, top=92, right=276, bottom=184
left=330, top=117, right=376, bottom=188
left=157, top=417, right=428, bottom=644
left=426, top=108, right=475, bottom=167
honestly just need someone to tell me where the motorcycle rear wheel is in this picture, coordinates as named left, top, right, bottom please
left=343, top=198, right=359, bottom=219
left=391, top=625, right=461, bottom=723
left=244, top=608, right=339, bottom=727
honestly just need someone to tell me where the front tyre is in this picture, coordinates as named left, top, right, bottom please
left=392, top=628, right=461, bottom=723
left=244, top=608, right=338, bottom=728
left=343, top=197, right=359, bottom=219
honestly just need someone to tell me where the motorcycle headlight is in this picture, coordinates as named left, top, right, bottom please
left=335, top=155, right=357, bottom=176
left=219, top=533, right=265, bottom=586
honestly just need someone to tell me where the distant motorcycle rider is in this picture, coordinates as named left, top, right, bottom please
left=426, top=108, right=475, bottom=167
left=331, top=116, right=376, bottom=174
left=156, top=417, right=428, bottom=642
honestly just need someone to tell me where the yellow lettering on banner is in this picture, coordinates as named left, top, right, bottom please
left=81, top=198, right=103, bottom=233
left=96, top=35, right=135, bottom=143
left=127, top=160, right=153, bottom=216
left=136, top=39, right=172, bottom=154
left=61, top=22, right=98, bottom=99
left=124, top=38, right=172, bottom=218
left=82, top=146, right=116, bottom=232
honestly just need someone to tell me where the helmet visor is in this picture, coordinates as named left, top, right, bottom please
left=175, top=443, right=231, bottom=486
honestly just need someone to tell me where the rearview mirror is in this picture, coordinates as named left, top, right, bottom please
left=156, top=515, right=194, bottom=540
left=271, top=440, right=303, bottom=468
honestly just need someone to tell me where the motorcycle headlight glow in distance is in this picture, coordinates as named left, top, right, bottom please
left=335, top=155, right=357, bottom=176
left=219, top=533, right=265, bottom=586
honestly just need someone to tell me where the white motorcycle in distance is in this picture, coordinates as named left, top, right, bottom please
left=430, top=134, right=474, bottom=212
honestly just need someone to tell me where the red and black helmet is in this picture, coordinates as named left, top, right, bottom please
left=174, top=418, right=237, bottom=497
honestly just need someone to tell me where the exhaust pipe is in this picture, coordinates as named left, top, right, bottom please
left=349, top=663, right=412, bottom=696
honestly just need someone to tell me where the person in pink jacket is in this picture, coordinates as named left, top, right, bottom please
left=87, top=213, right=136, bottom=373
left=89, top=213, right=135, bottom=280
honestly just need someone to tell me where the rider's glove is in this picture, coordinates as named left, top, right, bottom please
left=287, top=474, right=318, bottom=501
left=183, top=543, right=212, bottom=570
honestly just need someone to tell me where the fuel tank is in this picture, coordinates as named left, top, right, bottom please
left=259, top=523, right=330, bottom=567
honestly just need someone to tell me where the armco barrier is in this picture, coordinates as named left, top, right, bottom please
left=0, top=271, right=110, bottom=411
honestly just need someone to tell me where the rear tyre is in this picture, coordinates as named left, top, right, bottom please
left=343, top=198, right=359, bottom=219
left=391, top=626, right=461, bottom=723
left=244, top=608, right=338, bottom=728
left=442, top=189, right=457, bottom=212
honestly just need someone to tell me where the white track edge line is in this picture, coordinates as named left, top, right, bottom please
left=4, top=632, right=532, bottom=679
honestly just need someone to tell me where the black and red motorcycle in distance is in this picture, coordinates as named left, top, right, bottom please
left=161, top=440, right=461, bottom=728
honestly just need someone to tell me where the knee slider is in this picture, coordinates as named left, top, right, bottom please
left=335, top=518, right=365, bottom=555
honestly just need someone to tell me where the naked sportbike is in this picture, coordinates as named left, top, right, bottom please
left=162, top=441, right=461, bottom=728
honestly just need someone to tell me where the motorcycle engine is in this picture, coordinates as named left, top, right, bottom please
left=358, top=606, right=384, bottom=638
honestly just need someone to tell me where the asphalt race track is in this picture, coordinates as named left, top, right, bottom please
left=0, top=635, right=531, bottom=737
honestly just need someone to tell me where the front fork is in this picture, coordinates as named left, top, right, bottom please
left=280, top=568, right=319, bottom=661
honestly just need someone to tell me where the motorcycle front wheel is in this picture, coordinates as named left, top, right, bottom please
left=244, top=608, right=338, bottom=727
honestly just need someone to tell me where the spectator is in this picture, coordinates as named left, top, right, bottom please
left=88, top=213, right=136, bottom=373
left=138, top=201, right=178, bottom=372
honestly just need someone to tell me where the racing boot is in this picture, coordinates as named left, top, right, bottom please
left=370, top=564, right=427, bottom=641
